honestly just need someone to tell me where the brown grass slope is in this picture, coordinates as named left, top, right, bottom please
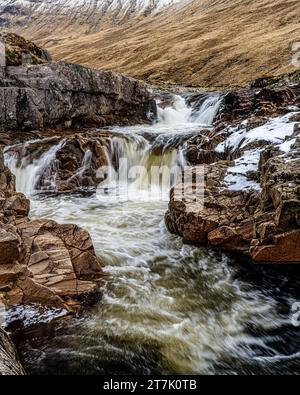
left=12, top=0, right=300, bottom=88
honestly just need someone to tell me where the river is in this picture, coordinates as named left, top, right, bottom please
left=4, top=94, right=300, bottom=375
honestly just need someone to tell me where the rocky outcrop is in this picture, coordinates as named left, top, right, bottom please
left=166, top=82, right=300, bottom=263
left=250, top=141, right=300, bottom=262
left=0, top=32, right=51, bottom=66
left=5, top=130, right=112, bottom=193
left=0, top=35, right=156, bottom=131
left=183, top=129, right=228, bottom=166
left=0, top=147, right=103, bottom=311
left=0, top=327, right=25, bottom=375
left=215, top=83, right=300, bottom=129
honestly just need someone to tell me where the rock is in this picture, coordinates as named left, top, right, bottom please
left=18, top=220, right=102, bottom=297
left=251, top=230, right=300, bottom=263
left=165, top=162, right=258, bottom=254
left=166, top=151, right=299, bottom=261
left=0, top=147, right=103, bottom=311
left=0, top=36, right=156, bottom=131
left=0, top=264, right=28, bottom=286
left=166, top=81, right=300, bottom=263
left=0, top=328, right=25, bottom=375
left=6, top=277, right=67, bottom=309
left=4, top=194, right=30, bottom=218
left=215, top=85, right=300, bottom=128
left=4, top=131, right=111, bottom=192
left=0, top=228, right=20, bottom=265
left=183, top=130, right=228, bottom=165
left=50, top=135, right=108, bottom=192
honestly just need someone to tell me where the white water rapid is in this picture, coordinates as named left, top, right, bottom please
left=4, top=94, right=298, bottom=375
left=4, top=139, right=66, bottom=195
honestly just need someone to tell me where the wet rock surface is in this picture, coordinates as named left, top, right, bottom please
left=166, top=82, right=300, bottom=263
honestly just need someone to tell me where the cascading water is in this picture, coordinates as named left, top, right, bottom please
left=98, top=132, right=187, bottom=204
left=5, top=93, right=299, bottom=375
left=191, top=94, right=223, bottom=125
left=4, top=139, right=66, bottom=195
left=5, top=94, right=203, bottom=198
left=157, top=95, right=193, bottom=126
left=156, top=93, right=222, bottom=129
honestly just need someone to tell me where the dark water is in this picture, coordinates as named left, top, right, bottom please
left=11, top=193, right=300, bottom=375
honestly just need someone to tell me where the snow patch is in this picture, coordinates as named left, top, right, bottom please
left=218, top=112, right=299, bottom=192
left=216, top=113, right=298, bottom=153
left=223, top=149, right=261, bottom=192
left=1, top=304, right=68, bottom=329
left=278, top=138, right=297, bottom=153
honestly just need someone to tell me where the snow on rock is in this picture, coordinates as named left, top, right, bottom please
left=278, top=138, right=297, bottom=154
left=2, top=304, right=68, bottom=329
left=223, top=149, right=261, bottom=192
left=217, top=112, right=299, bottom=192
left=216, top=113, right=298, bottom=153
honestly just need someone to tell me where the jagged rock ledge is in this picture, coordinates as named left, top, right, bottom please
left=166, top=77, right=300, bottom=263
left=0, top=141, right=104, bottom=374
left=0, top=146, right=103, bottom=311
left=0, top=33, right=156, bottom=131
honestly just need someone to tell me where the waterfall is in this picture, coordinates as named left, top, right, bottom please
left=98, top=132, right=187, bottom=202
left=156, top=93, right=221, bottom=127
left=4, top=139, right=65, bottom=196
left=192, top=94, right=223, bottom=125
left=4, top=93, right=221, bottom=199
left=157, top=95, right=193, bottom=126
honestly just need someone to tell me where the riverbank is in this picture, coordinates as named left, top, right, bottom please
left=166, top=76, right=300, bottom=262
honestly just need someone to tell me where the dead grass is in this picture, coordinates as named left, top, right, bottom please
left=12, top=0, right=300, bottom=88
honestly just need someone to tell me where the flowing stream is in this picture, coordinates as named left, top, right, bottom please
left=4, top=93, right=300, bottom=375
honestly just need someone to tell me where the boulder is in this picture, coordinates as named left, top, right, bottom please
left=0, top=36, right=156, bottom=131
left=0, top=147, right=103, bottom=310
left=166, top=81, right=300, bottom=263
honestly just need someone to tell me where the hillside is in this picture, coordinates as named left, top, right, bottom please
left=1, top=0, right=300, bottom=88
